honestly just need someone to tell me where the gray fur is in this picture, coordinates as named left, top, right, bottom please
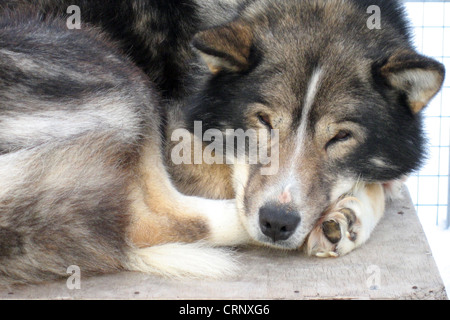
left=0, top=11, right=159, bottom=286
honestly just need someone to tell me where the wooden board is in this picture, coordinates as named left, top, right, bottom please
left=1, top=186, right=447, bottom=300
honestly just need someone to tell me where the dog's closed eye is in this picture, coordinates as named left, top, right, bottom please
left=325, top=130, right=352, bottom=149
left=257, top=113, right=273, bottom=130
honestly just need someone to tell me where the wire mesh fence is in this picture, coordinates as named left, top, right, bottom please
left=403, top=0, right=450, bottom=229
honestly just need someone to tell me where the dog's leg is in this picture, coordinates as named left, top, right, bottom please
left=127, top=140, right=250, bottom=249
left=123, top=140, right=250, bottom=279
left=305, top=183, right=385, bottom=257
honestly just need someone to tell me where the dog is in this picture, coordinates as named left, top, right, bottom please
left=0, top=0, right=444, bottom=287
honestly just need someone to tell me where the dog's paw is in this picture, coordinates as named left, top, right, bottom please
left=305, top=197, right=362, bottom=258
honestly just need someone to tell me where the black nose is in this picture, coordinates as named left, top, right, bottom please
left=259, top=203, right=300, bottom=242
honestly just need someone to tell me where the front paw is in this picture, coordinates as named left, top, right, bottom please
left=305, top=198, right=361, bottom=258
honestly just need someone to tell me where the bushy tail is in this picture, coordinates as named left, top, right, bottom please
left=0, top=241, right=238, bottom=288
left=126, top=242, right=239, bottom=279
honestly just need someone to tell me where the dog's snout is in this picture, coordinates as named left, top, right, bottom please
left=259, top=203, right=300, bottom=242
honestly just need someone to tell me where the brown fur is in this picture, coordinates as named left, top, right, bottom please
left=193, top=21, right=253, bottom=73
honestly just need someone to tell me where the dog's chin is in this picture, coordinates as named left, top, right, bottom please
left=250, top=232, right=306, bottom=250
left=258, top=238, right=299, bottom=250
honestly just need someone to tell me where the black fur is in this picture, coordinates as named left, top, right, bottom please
left=2, top=0, right=202, bottom=98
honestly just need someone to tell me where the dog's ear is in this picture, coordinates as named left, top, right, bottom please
left=380, top=50, right=445, bottom=114
left=192, top=20, right=253, bottom=74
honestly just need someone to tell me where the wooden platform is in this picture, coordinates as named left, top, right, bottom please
left=1, top=186, right=447, bottom=300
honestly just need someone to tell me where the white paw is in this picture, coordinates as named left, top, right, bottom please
left=305, top=197, right=363, bottom=258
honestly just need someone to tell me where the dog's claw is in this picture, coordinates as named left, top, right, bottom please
left=328, top=252, right=339, bottom=258
left=315, top=251, right=339, bottom=258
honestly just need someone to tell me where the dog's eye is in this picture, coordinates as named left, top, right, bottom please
left=257, top=113, right=273, bottom=129
left=326, top=130, right=352, bottom=149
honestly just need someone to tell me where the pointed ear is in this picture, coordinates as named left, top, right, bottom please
left=192, top=21, right=253, bottom=74
left=380, top=50, right=445, bottom=114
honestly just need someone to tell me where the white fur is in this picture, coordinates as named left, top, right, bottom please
left=383, top=178, right=406, bottom=201
left=183, top=197, right=251, bottom=246
left=330, top=177, right=359, bottom=203
left=0, top=49, right=102, bottom=82
left=291, top=67, right=324, bottom=186
left=335, top=185, right=384, bottom=255
left=126, top=242, right=239, bottom=279
left=297, top=67, right=323, bottom=145
left=306, top=183, right=386, bottom=257
left=303, top=67, right=324, bottom=115
left=0, top=101, right=140, bottom=147
left=370, top=157, right=388, bottom=168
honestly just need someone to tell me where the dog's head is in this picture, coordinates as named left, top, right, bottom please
left=190, top=0, right=445, bottom=249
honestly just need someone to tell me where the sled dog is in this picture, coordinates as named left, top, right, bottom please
left=0, top=0, right=444, bottom=286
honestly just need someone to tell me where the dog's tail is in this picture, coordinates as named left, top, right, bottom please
left=0, top=241, right=237, bottom=288
left=126, top=242, right=238, bottom=279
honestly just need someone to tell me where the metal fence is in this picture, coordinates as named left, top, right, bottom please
left=403, top=0, right=450, bottom=229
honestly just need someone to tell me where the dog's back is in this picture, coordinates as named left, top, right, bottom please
left=1, top=0, right=241, bottom=98
left=0, top=10, right=156, bottom=285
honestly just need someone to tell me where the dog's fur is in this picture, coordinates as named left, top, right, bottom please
left=0, top=0, right=445, bottom=287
